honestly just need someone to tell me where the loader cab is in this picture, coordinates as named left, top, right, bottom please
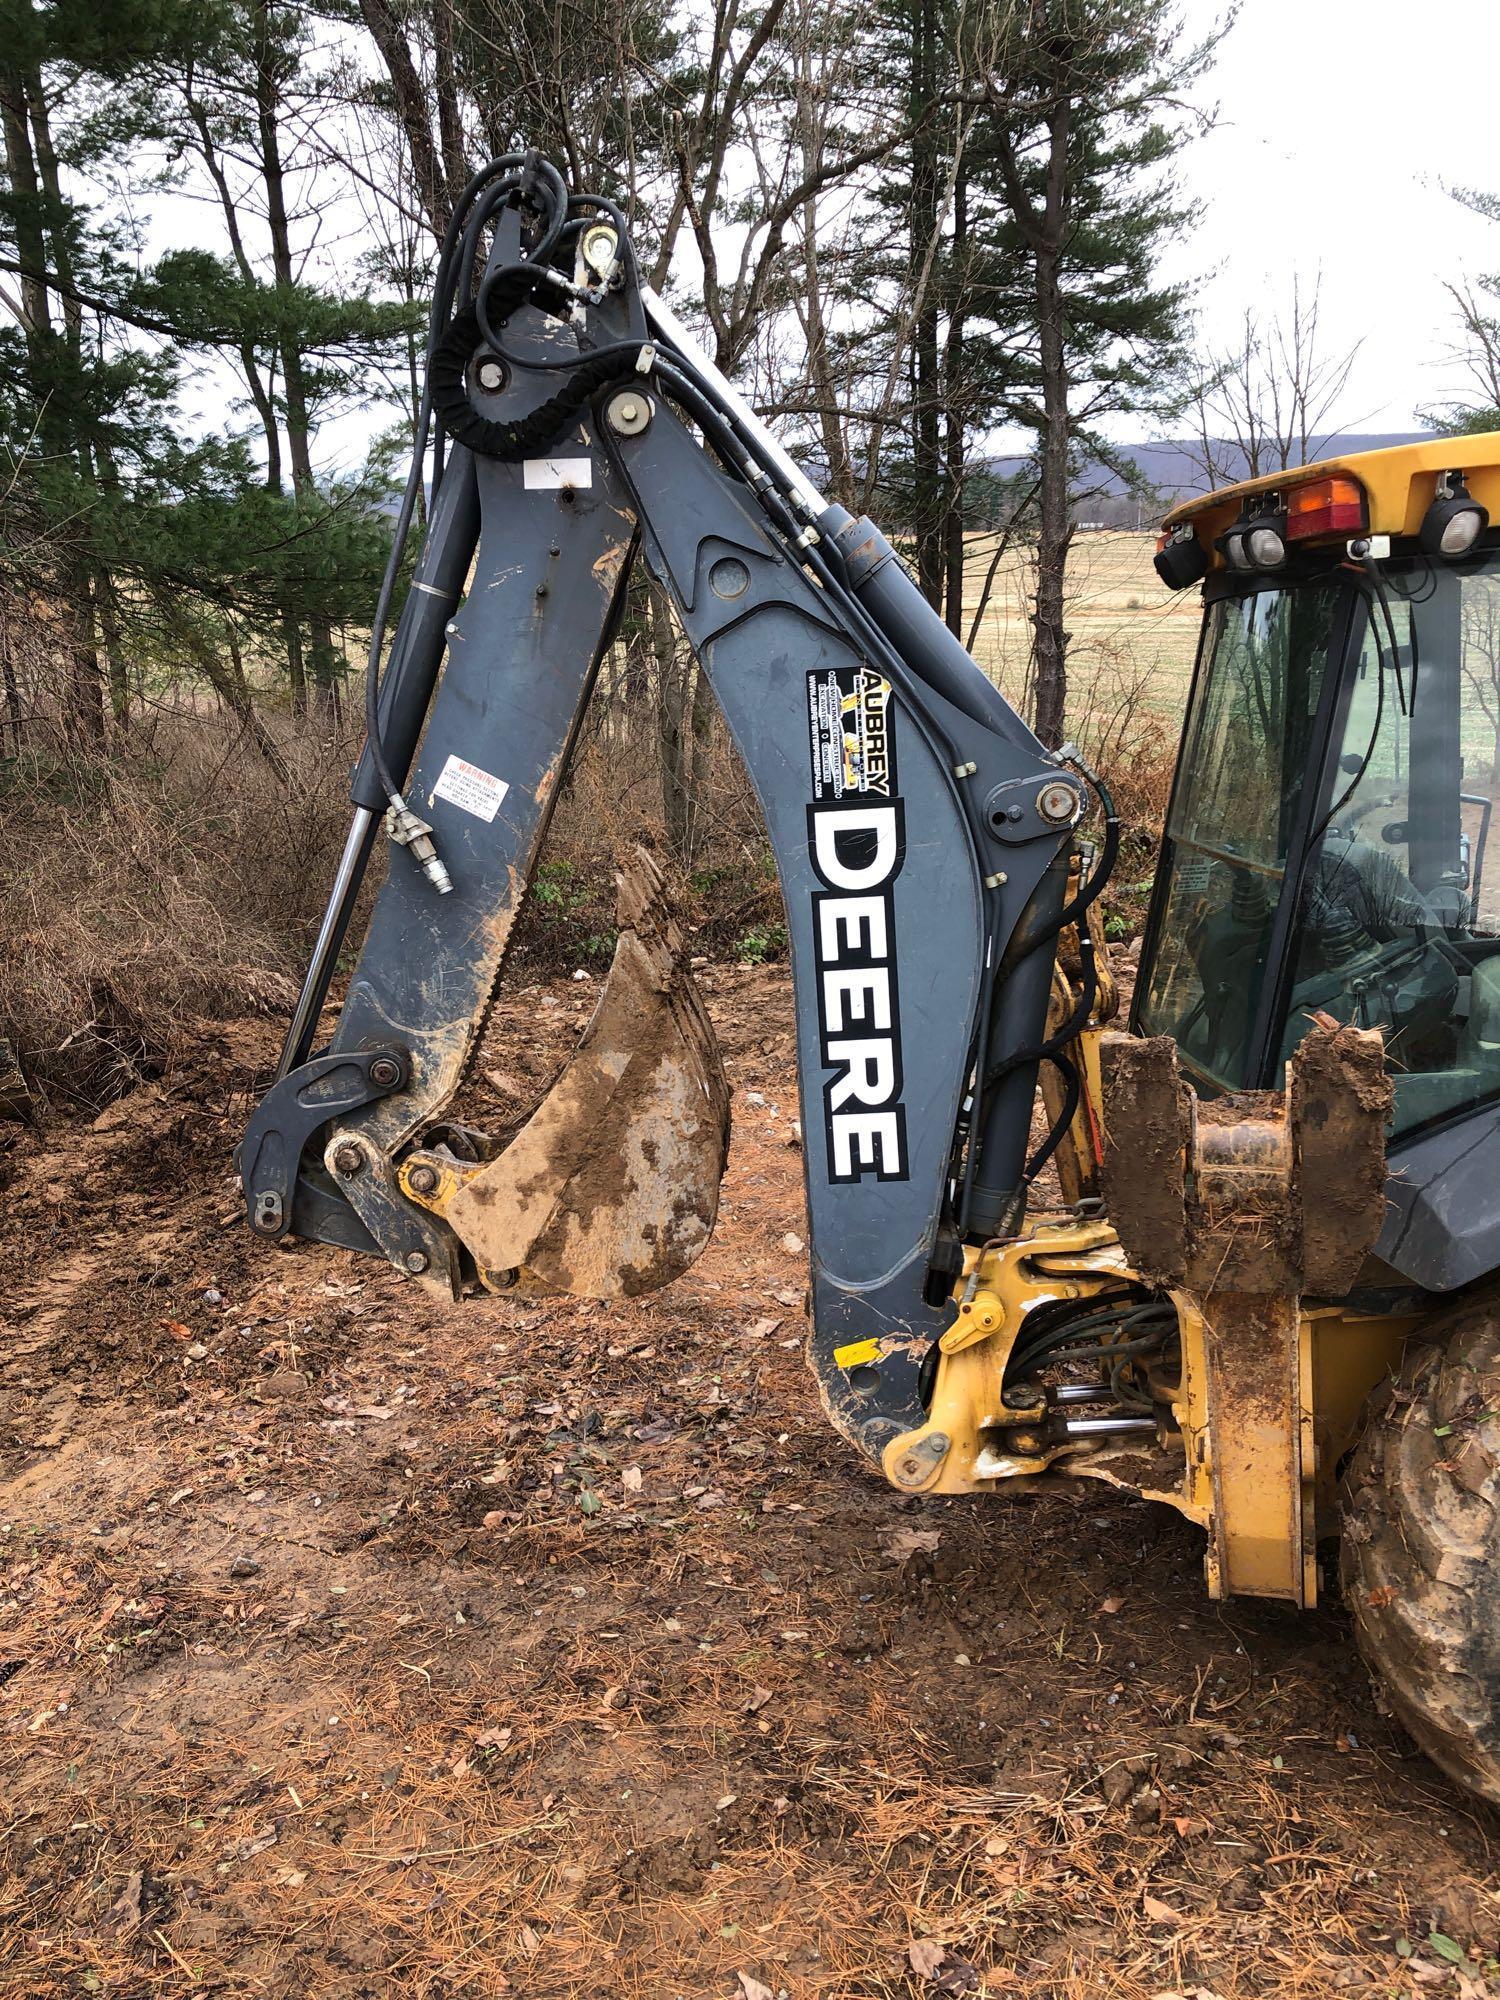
left=1135, top=439, right=1500, bottom=1287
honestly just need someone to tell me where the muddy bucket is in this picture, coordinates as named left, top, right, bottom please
left=438, top=849, right=732, bottom=1298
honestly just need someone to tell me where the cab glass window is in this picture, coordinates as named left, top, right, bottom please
left=1137, top=581, right=1343, bottom=1087
left=1278, top=555, right=1500, bottom=1138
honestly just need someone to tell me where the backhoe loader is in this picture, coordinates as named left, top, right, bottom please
left=242, top=153, right=1500, bottom=1805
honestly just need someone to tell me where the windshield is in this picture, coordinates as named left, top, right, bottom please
left=1136, top=581, right=1342, bottom=1087
left=1138, top=553, right=1500, bottom=1142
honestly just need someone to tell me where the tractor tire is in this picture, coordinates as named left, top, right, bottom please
left=1341, top=1306, right=1500, bottom=1804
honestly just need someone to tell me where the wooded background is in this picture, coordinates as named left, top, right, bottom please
left=3, top=0, right=1496, bottom=1108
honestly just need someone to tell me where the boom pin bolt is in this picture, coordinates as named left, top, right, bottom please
left=333, top=1143, right=363, bottom=1178
left=404, top=1251, right=430, bottom=1276
left=606, top=390, right=652, bottom=437
left=408, top=1164, right=439, bottom=1195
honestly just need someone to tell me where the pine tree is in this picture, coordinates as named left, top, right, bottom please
left=960, top=0, right=1216, bottom=744
left=0, top=0, right=414, bottom=749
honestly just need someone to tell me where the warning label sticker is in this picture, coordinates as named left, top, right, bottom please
left=807, top=665, right=897, bottom=802
left=432, top=754, right=510, bottom=823
left=523, top=456, right=593, bottom=491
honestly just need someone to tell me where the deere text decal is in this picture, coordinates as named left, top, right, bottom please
left=806, top=667, right=908, bottom=1184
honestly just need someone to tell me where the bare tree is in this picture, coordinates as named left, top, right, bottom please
left=1181, top=272, right=1363, bottom=489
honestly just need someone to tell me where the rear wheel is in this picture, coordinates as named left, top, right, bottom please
left=1341, top=1305, right=1500, bottom=1803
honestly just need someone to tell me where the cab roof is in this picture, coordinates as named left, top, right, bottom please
left=1162, top=430, right=1500, bottom=550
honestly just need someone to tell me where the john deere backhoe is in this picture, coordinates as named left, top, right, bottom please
left=241, top=154, right=1500, bottom=1804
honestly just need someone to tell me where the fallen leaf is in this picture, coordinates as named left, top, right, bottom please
left=736, top=1973, right=774, bottom=2000
left=880, top=1526, right=942, bottom=1559
left=907, top=1939, right=981, bottom=1992
left=272, top=1866, right=307, bottom=1888
left=621, top=1466, right=643, bottom=1494
left=161, top=1320, right=193, bottom=1343
left=1099, top=1594, right=1126, bottom=1614
left=101, top=1870, right=143, bottom=1936
left=741, top=1686, right=774, bottom=1713
left=227, top=1829, right=278, bottom=1862
left=780, top=1233, right=804, bottom=1255
left=475, top=1727, right=513, bottom=1749
left=1142, top=1893, right=1182, bottom=1927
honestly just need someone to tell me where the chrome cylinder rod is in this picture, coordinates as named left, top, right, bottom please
left=1059, top=1414, right=1157, bottom=1439
left=640, top=285, right=826, bottom=521
left=276, top=806, right=377, bottom=1080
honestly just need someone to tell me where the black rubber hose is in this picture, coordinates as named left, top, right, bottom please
left=1022, top=1052, right=1080, bottom=1182
left=361, top=154, right=533, bottom=805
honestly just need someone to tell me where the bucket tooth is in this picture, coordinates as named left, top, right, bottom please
left=442, top=848, right=730, bottom=1297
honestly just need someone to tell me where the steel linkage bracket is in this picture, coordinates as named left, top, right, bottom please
left=239, top=1048, right=410, bottom=1240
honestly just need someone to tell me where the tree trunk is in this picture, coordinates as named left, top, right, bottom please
left=908, top=0, right=943, bottom=608
left=942, top=160, right=968, bottom=639
left=357, top=0, right=451, bottom=240
left=682, top=661, right=715, bottom=867
left=176, top=612, right=290, bottom=782
left=254, top=1, right=341, bottom=719
left=432, top=0, right=466, bottom=209
left=2, top=64, right=105, bottom=751
left=651, top=582, right=693, bottom=861
left=1030, top=233, right=1071, bottom=749
left=2, top=620, right=23, bottom=752
left=283, top=615, right=308, bottom=717
left=184, top=87, right=286, bottom=493
left=94, top=571, right=129, bottom=730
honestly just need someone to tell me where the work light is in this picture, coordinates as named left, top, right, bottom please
left=1222, top=504, right=1287, bottom=572
left=1153, top=524, right=1210, bottom=590
left=1419, top=470, right=1488, bottom=558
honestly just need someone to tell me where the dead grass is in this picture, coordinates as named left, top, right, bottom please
left=0, top=529, right=1181, bottom=1118
left=0, top=711, right=354, bottom=1110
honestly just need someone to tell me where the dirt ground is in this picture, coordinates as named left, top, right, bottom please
left=2, top=965, right=1498, bottom=1999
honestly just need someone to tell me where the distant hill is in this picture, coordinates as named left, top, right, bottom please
left=987, top=431, right=1435, bottom=528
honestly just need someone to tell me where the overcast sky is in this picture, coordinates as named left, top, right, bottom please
left=1159, top=0, right=1500, bottom=438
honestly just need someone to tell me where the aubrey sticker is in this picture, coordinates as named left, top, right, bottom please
left=432, top=754, right=509, bottom=823
left=808, top=665, right=895, bottom=801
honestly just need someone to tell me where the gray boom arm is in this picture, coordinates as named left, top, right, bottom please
left=239, top=157, right=1086, bottom=1468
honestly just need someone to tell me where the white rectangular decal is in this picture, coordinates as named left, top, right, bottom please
left=523, top=456, right=593, bottom=491
left=432, top=753, right=509, bottom=823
